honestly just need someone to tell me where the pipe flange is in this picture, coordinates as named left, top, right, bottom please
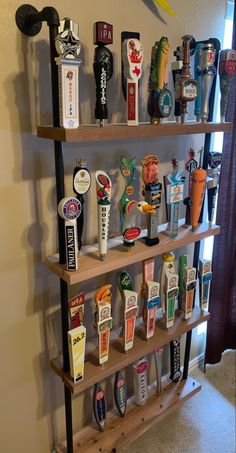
left=15, top=4, right=42, bottom=36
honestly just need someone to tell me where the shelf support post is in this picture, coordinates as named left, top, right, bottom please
left=16, top=5, right=73, bottom=452
left=183, top=38, right=220, bottom=380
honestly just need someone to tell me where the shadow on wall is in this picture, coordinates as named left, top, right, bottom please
left=142, top=0, right=167, bottom=24
left=5, top=29, right=67, bottom=447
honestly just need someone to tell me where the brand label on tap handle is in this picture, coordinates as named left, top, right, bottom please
left=170, top=337, right=181, bottom=382
left=65, top=225, right=77, bottom=270
left=93, top=24, right=113, bottom=122
left=114, top=371, right=127, bottom=417
left=94, top=22, right=113, bottom=45
left=93, top=383, right=106, bottom=431
left=128, top=83, right=136, bottom=120
left=219, top=49, right=236, bottom=75
left=58, top=197, right=82, bottom=220
left=133, top=358, right=149, bottom=406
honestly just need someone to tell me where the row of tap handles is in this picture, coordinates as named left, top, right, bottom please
left=54, top=18, right=236, bottom=128
left=57, top=148, right=221, bottom=272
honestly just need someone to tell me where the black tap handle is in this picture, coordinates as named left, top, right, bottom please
left=207, top=186, right=217, bottom=225
left=172, top=69, right=181, bottom=117
left=93, top=22, right=113, bottom=123
left=93, top=47, right=113, bottom=121
left=77, top=195, right=84, bottom=251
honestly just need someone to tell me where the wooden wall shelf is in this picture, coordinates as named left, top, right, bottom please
left=37, top=121, right=231, bottom=143
left=44, top=221, right=220, bottom=285
left=51, top=306, right=209, bottom=395
left=56, top=376, right=201, bottom=453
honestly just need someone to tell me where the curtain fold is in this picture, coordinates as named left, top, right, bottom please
left=205, top=9, right=236, bottom=364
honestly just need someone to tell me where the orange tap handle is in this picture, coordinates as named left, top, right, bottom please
left=191, top=168, right=207, bottom=230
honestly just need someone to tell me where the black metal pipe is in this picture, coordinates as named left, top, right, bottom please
left=64, top=387, right=74, bottom=453
left=16, top=6, right=73, bottom=452
left=47, top=21, right=66, bottom=263
left=24, top=6, right=59, bottom=27
left=183, top=38, right=220, bottom=380
left=47, top=17, right=73, bottom=453
left=183, top=330, right=192, bottom=379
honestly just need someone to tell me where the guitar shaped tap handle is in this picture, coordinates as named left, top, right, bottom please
left=122, top=36, right=143, bottom=125
left=148, top=37, right=172, bottom=124
left=114, top=371, right=127, bottom=417
left=55, top=18, right=82, bottom=128
left=93, top=22, right=113, bottom=127
left=175, top=35, right=198, bottom=123
left=207, top=152, right=222, bottom=227
left=141, top=155, right=162, bottom=246
left=219, top=49, right=236, bottom=122
left=93, top=383, right=106, bottom=431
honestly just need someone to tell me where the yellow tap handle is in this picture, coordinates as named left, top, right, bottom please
left=153, top=0, right=177, bottom=17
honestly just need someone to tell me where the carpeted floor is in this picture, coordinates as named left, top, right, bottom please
left=121, top=350, right=235, bottom=453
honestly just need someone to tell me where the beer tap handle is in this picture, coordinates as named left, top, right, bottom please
left=122, top=35, right=143, bottom=126
left=93, top=22, right=113, bottom=127
left=191, top=147, right=207, bottom=231
left=175, top=35, right=198, bottom=124
left=199, top=43, right=216, bottom=122
left=219, top=49, right=236, bottom=122
left=73, top=159, right=91, bottom=250
left=55, top=18, right=82, bottom=128
left=207, top=152, right=222, bottom=227
left=148, top=37, right=172, bottom=124
left=172, top=45, right=183, bottom=122
left=194, top=43, right=204, bottom=121
left=121, top=31, right=140, bottom=100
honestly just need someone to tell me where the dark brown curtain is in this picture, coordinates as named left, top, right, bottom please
left=205, top=9, right=236, bottom=364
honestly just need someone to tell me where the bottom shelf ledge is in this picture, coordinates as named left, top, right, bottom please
left=56, top=376, right=201, bottom=453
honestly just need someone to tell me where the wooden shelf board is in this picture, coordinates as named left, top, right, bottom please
left=56, top=376, right=201, bottom=453
left=37, top=122, right=231, bottom=143
left=51, top=306, right=209, bottom=395
left=44, top=221, right=220, bottom=285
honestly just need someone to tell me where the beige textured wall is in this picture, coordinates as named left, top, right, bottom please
left=0, top=1, right=226, bottom=452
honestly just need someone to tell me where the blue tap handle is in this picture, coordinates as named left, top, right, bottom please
left=194, top=43, right=204, bottom=121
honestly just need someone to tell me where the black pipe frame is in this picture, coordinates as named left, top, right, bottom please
left=16, top=6, right=220, bottom=445
left=16, top=5, right=73, bottom=453
left=183, top=38, right=220, bottom=380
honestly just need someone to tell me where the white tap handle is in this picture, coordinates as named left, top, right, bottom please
left=122, top=38, right=143, bottom=126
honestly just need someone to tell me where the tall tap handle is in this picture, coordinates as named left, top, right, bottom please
left=219, top=49, right=236, bottom=121
left=181, top=35, right=194, bottom=77
left=122, top=37, right=143, bottom=125
left=93, top=22, right=113, bottom=126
